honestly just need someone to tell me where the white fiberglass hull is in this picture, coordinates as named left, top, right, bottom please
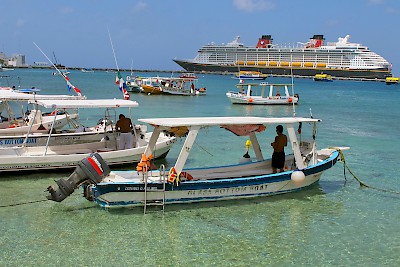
left=0, top=113, right=78, bottom=135
left=0, top=133, right=176, bottom=172
left=226, top=92, right=299, bottom=105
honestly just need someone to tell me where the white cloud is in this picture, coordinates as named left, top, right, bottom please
left=132, top=1, right=148, bottom=13
left=233, top=0, right=275, bottom=12
left=59, top=6, right=74, bottom=14
left=16, top=19, right=25, bottom=27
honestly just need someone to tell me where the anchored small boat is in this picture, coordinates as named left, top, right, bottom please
left=160, top=77, right=206, bottom=96
left=47, top=116, right=346, bottom=212
left=0, top=89, right=84, bottom=136
left=314, top=73, right=333, bottom=82
left=140, top=77, right=163, bottom=95
left=226, top=82, right=299, bottom=105
left=385, top=76, right=399, bottom=85
left=0, top=99, right=176, bottom=172
left=234, top=71, right=268, bottom=80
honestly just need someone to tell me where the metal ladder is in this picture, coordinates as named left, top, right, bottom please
left=143, top=164, right=166, bottom=214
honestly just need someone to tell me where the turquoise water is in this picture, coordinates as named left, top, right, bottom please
left=1, top=69, right=399, bottom=266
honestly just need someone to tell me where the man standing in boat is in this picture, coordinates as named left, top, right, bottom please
left=115, top=114, right=134, bottom=150
left=271, top=125, right=287, bottom=173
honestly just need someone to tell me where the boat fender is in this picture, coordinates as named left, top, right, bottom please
left=291, top=170, right=305, bottom=184
left=46, top=153, right=111, bottom=202
left=248, top=98, right=253, bottom=103
left=288, top=97, right=293, bottom=103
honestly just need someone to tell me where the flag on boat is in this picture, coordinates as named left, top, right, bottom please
left=116, top=71, right=121, bottom=85
left=61, top=73, right=82, bottom=96
left=66, top=80, right=82, bottom=97
left=118, top=78, right=130, bottom=100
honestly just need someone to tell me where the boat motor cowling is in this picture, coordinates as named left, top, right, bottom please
left=47, top=153, right=111, bottom=202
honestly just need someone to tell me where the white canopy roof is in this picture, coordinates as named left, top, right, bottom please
left=0, top=89, right=85, bottom=101
left=28, top=99, right=139, bottom=109
left=139, top=116, right=320, bottom=128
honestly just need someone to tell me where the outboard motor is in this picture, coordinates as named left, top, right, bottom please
left=47, top=153, right=111, bottom=202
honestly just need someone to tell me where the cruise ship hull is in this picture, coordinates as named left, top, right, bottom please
left=174, top=60, right=390, bottom=80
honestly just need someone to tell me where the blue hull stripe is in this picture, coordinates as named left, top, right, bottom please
left=94, top=151, right=339, bottom=196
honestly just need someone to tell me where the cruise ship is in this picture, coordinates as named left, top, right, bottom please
left=173, top=34, right=392, bottom=79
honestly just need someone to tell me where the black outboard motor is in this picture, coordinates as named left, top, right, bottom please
left=47, top=153, right=111, bottom=202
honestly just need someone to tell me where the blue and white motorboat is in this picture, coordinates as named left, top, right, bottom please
left=47, top=116, right=347, bottom=211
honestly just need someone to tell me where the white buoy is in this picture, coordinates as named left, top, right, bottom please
left=291, top=170, right=305, bottom=184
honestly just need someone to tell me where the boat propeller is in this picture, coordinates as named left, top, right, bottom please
left=46, top=153, right=111, bottom=202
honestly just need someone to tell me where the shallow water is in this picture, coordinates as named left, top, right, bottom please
left=0, top=69, right=399, bottom=266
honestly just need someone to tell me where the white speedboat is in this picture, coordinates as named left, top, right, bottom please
left=0, top=99, right=176, bottom=172
left=47, top=116, right=346, bottom=211
left=226, top=82, right=299, bottom=105
left=0, top=89, right=84, bottom=135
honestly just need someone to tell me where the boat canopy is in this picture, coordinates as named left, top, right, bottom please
left=139, top=116, right=320, bottom=128
left=28, top=99, right=139, bottom=109
left=0, top=90, right=86, bottom=101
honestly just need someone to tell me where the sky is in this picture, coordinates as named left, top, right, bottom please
left=1, top=0, right=399, bottom=74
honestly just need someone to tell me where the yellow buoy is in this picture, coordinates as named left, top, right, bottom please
left=245, top=140, right=252, bottom=149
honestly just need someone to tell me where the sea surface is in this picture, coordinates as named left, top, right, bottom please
left=1, top=69, right=399, bottom=266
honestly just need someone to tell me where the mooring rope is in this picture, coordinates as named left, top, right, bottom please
left=0, top=198, right=48, bottom=208
left=335, top=148, right=400, bottom=195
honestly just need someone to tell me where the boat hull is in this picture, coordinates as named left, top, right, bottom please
left=91, top=151, right=339, bottom=208
left=0, top=134, right=176, bottom=172
left=0, top=113, right=78, bottom=135
left=226, top=92, right=299, bottom=105
left=0, top=130, right=113, bottom=148
left=174, top=60, right=390, bottom=80
left=141, top=85, right=162, bottom=95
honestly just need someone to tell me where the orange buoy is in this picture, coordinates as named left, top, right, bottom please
left=248, top=98, right=253, bottom=103
left=288, top=97, right=293, bottom=103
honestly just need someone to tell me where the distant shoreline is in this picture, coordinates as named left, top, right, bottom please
left=2, top=66, right=389, bottom=82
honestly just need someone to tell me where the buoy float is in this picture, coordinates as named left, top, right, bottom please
left=291, top=170, right=305, bottom=184
left=248, top=98, right=253, bottom=103
left=245, top=140, right=252, bottom=149
left=288, top=97, right=293, bottom=103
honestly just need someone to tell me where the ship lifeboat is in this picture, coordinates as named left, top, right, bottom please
left=247, top=61, right=255, bottom=66
left=257, top=61, right=267, bottom=66
left=304, top=62, right=314, bottom=67
left=280, top=62, right=290, bottom=67
left=236, top=61, right=244, bottom=65
left=316, top=63, right=327, bottom=68
left=292, top=62, right=301, bottom=67
left=269, top=61, right=278, bottom=66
